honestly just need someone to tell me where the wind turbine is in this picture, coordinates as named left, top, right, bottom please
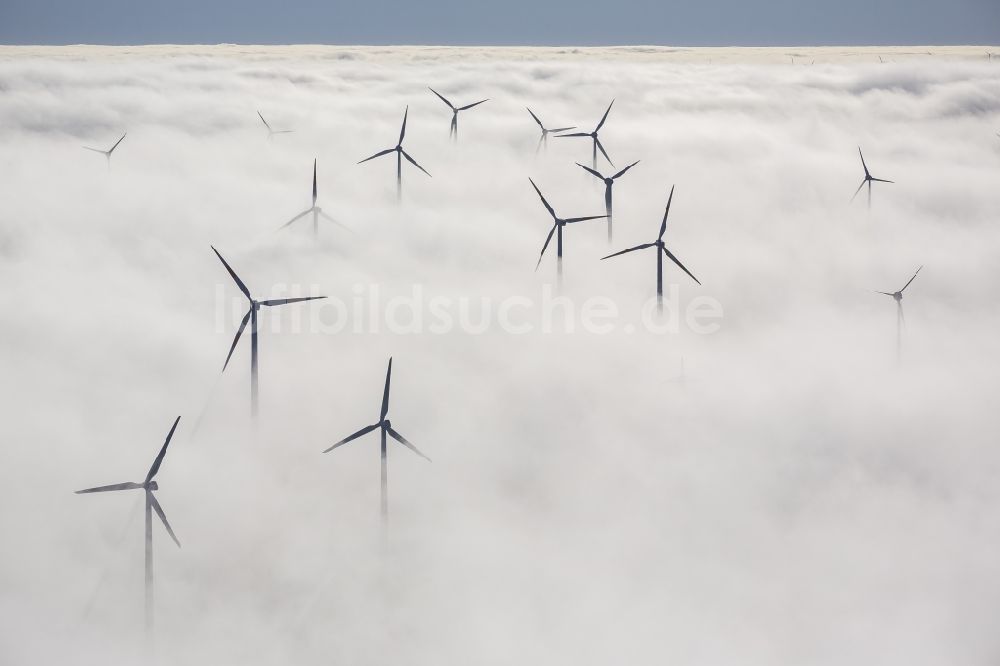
left=601, top=185, right=701, bottom=313
left=323, top=358, right=430, bottom=526
left=83, top=132, right=127, bottom=170
left=526, top=108, right=575, bottom=154
left=530, top=178, right=606, bottom=284
left=558, top=99, right=615, bottom=170
left=851, top=147, right=894, bottom=209
left=212, top=246, right=327, bottom=417
left=577, top=160, right=640, bottom=243
left=258, top=111, right=293, bottom=140
left=277, top=159, right=350, bottom=237
left=358, top=106, right=432, bottom=201
left=76, top=416, right=181, bottom=634
left=875, top=266, right=922, bottom=362
left=428, top=88, right=488, bottom=141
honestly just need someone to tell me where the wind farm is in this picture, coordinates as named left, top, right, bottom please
left=2, top=40, right=996, bottom=666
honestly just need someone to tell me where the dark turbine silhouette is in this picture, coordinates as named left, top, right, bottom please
left=429, top=88, right=488, bottom=141
left=358, top=106, right=432, bottom=201
left=83, top=132, right=127, bottom=170
left=526, top=108, right=575, bottom=154
left=602, top=185, right=701, bottom=313
left=323, top=358, right=430, bottom=526
left=278, top=159, right=350, bottom=237
left=876, top=265, right=922, bottom=362
left=577, top=160, right=640, bottom=243
left=530, top=178, right=606, bottom=284
left=212, top=247, right=326, bottom=417
left=257, top=110, right=293, bottom=140
left=76, top=416, right=181, bottom=634
left=851, top=147, right=894, bottom=209
left=558, top=99, right=615, bottom=170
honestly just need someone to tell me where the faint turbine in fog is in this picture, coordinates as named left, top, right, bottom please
left=875, top=265, right=922, bottom=362
left=212, top=247, right=327, bottom=417
left=601, top=185, right=701, bottom=313
left=358, top=106, right=432, bottom=201
left=526, top=108, right=575, bottom=154
left=83, top=132, right=126, bottom=170
left=76, top=416, right=181, bottom=635
left=258, top=111, right=293, bottom=140
left=558, top=99, right=615, bottom=170
left=323, top=358, right=430, bottom=527
left=851, top=147, right=893, bottom=209
left=277, top=159, right=351, bottom=237
left=428, top=88, right=488, bottom=141
left=577, top=160, right=640, bottom=243
left=530, top=178, right=606, bottom=285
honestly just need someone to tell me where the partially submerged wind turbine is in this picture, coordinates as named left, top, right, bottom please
left=530, top=178, right=606, bottom=283
left=577, top=160, right=640, bottom=243
left=83, top=132, right=127, bottom=170
left=875, top=265, right=922, bottom=362
left=76, top=416, right=181, bottom=634
left=212, top=247, right=327, bottom=417
left=323, top=358, right=430, bottom=525
left=277, top=159, right=350, bottom=237
left=558, top=99, right=615, bottom=170
left=358, top=106, right=432, bottom=201
left=601, top=185, right=701, bottom=313
left=851, top=147, right=894, bottom=209
left=526, top=108, right=575, bottom=154
left=258, top=111, right=293, bottom=140
left=428, top=88, right=488, bottom=141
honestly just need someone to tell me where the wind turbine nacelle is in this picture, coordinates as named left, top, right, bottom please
left=382, top=419, right=391, bottom=429
left=146, top=481, right=159, bottom=490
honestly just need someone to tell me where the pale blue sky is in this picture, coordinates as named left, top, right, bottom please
left=1, top=0, right=997, bottom=45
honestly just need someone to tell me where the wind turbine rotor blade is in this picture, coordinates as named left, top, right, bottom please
left=535, top=225, right=557, bottom=270
left=875, top=291, right=895, bottom=297
left=858, top=147, right=870, bottom=176
left=576, top=163, right=604, bottom=180
left=323, top=423, right=380, bottom=453
left=662, top=246, right=702, bottom=286
left=358, top=148, right=395, bottom=164
left=257, top=111, right=271, bottom=131
left=528, top=178, right=556, bottom=218
left=318, top=210, right=353, bottom=232
left=75, top=482, right=143, bottom=494
left=612, top=160, right=640, bottom=179
left=429, top=88, right=455, bottom=110
left=401, top=150, right=432, bottom=177
left=901, top=266, right=923, bottom=291
left=526, top=107, right=544, bottom=128
left=871, top=178, right=894, bottom=183
left=211, top=246, right=252, bottom=301
left=223, top=309, right=251, bottom=372
left=380, top=358, right=392, bottom=420
left=108, top=132, right=127, bottom=153
left=259, top=296, right=327, bottom=306
left=149, top=494, right=180, bottom=548
left=312, top=159, right=318, bottom=204
left=278, top=209, right=311, bottom=230
left=659, top=185, right=676, bottom=240
left=386, top=426, right=431, bottom=461
left=564, top=215, right=607, bottom=223
left=83, top=146, right=106, bottom=154
left=595, top=137, right=614, bottom=166
left=399, top=106, right=409, bottom=144
left=850, top=179, right=866, bottom=202
left=601, top=243, right=654, bottom=260
left=458, top=99, right=489, bottom=111
left=549, top=127, right=575, bottom=133
left=145, top=416, right=181, bottom=483
left=557, top=132, right=591, bottom=138
left=595, top=99, right=615, bottom=131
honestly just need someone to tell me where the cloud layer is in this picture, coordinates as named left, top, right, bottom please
left=1, top=46, right=1000, bottom=665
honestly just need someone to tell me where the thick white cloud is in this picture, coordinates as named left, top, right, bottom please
left=1, top=45, right=1000, bottom=665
